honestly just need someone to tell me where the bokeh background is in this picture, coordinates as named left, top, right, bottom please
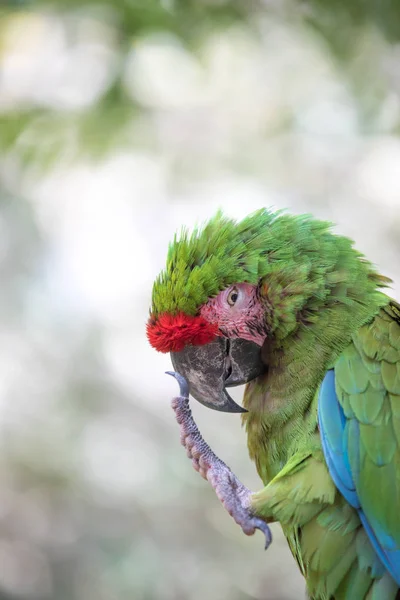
left=1, top=1, right=400, bottom=599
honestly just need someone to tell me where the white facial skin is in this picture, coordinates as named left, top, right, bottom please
left=199, top=283, right=267, bottom=346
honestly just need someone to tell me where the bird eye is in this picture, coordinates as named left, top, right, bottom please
left=227, top=287, right=239, bottom=306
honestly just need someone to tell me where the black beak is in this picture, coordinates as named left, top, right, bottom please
left=170, top=337, right=265, bottom=413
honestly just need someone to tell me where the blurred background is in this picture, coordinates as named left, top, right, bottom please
left=1, top=1, right=400, bottom=599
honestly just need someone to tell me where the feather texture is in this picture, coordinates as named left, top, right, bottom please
left=246, top=302, right=400, bottom=599
left=319, top=301, right=400, bottom=587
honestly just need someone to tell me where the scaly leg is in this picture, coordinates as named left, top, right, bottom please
left=166, top=371, right=272, bottom=549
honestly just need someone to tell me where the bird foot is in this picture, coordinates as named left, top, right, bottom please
left=166, top=371, right=272, bottom=549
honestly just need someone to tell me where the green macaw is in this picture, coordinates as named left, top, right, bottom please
left=147, top=209, right=400, bottom=600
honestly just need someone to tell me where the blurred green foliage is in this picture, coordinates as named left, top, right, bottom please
left=2, top=0, right=400, bottom=165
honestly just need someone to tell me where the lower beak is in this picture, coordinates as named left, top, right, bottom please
left=170, top=337, right=265, bottom=413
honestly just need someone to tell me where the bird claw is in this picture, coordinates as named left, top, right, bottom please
left=166, top=371, right=272, bottom=550
left=250, top=517, right=272, bottom=550
left=208, top=466, right=272, bottom=549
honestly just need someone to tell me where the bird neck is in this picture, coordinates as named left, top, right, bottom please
left=243, top=290, right=390, bottom=484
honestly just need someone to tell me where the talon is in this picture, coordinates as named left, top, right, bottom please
left=253, top=518, right=273, bottom=550
left=166, top=371, right=189, bottom=398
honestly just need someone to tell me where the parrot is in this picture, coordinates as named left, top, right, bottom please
left=146, top=209, right=400, bottom=600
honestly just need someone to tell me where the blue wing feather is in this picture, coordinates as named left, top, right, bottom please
left=318, top=369, right=400, bottom=586
left=318, top=370, right=359, bottom=508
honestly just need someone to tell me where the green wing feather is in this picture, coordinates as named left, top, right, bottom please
left=335, top=300, right=400, bottom=573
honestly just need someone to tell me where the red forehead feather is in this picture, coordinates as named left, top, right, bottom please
left=147, top=312, right=219, bottom=353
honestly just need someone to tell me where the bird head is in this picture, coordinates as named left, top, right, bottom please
left=147, top=209, right=387, bottom=412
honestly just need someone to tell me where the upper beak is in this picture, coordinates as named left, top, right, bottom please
left=170, top=337, right=265, bottom=413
